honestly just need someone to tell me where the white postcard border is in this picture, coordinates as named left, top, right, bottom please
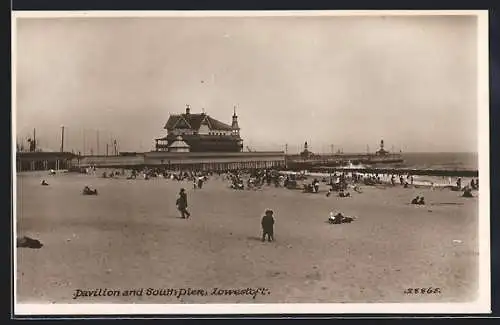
left=12, top=9, right=491, bottom=316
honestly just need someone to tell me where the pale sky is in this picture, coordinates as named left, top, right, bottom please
left=15, top=14, right=478, bottom=154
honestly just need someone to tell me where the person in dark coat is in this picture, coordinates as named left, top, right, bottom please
left=176, top=188, right=191, bottom=219
left=261, top=209, right=275, bottom=242
left=411, top=196, right=420, bottom=205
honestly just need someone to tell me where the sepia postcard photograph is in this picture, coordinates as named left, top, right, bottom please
left=12, top=10, right=490, bottom=315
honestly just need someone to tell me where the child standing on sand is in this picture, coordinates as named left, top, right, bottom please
left=261, top=209, right=275, bottom=242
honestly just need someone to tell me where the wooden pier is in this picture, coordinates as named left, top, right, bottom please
left=70, top=151, right=286, bottom=171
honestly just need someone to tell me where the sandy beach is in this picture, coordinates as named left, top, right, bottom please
left=16, top=171, right=479, bottom=304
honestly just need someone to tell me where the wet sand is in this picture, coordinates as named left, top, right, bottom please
left=16, top=171, right=479, bottom=304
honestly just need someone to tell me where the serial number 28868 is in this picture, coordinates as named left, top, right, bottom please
left=404, top=287, right=441, bottom=294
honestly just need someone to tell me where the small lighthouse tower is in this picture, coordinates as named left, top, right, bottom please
left=376, top=139, right=389, bottom=156
left=300, top=141, right=312, bottom=159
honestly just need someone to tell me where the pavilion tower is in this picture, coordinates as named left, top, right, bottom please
left=231, top=106, right=240, bottom=137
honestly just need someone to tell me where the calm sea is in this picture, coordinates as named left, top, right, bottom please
left=400, top=152, right=478, bottom=171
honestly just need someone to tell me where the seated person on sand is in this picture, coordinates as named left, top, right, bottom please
left=304, top=183, right=316, bottom=193
left=328, top=212, right=341, bottom=224
left=338, top=189, right=351, bottom=197
left=353, top=185, right=362, bottom=193
left=314, top=183, right=320, bottom=193
left=411, top=196, right=420, bottom=205
left=470, top=179, right=479, bottom=190
left=83, top=185, right=98, bottom=195
left=102, top=171, right=107, bottom=178
left=49, top=169, right=56, bottom=175
left=232, top=180, right=244, bottom=190
left=462, top=187, right=473, bottom=198
left=418, top=196, right=425, bottom=205
left=41, top=179, right=49, bottom=186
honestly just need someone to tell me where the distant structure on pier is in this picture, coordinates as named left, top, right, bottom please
left=300, top=141, right=313, bottom=159
left=155, top=105, right=243, bottom=152
left=375, top=139, right=390, bottom=156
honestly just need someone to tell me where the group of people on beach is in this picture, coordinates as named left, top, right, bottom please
left=411, top=196, right=426, bottom=205
left=41, top=164, right=478, bottom=244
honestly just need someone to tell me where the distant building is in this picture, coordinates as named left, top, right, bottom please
left=155, top=105, right=243, bottom=152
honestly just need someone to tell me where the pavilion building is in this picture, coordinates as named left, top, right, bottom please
left=155, top=105, right=243, bottom=153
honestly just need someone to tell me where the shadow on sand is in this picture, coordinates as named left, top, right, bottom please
left=246, top=236, right=263, bottom=241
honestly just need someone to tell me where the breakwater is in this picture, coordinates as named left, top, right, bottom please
left=311, top=166, right=478, bottom=178
left=285, top=153, right=404, bottom=170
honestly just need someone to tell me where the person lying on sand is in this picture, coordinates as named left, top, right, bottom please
left=41, top=180, right=49, bottom=186
left=82, top=185, right=98, bottom=195
left=17, top=236, right=43, bottom=249
left=328, top=212, right=356, bottom=224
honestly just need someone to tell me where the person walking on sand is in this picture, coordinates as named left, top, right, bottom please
left=261, top=209, right=275, bottom=242
left=176, top=188, right=191, bottom=219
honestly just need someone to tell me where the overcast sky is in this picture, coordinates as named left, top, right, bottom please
left=15, top=14, right=478, bottom=154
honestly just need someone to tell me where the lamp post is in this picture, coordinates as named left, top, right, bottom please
left=60, top=125, right=65, bottom=152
